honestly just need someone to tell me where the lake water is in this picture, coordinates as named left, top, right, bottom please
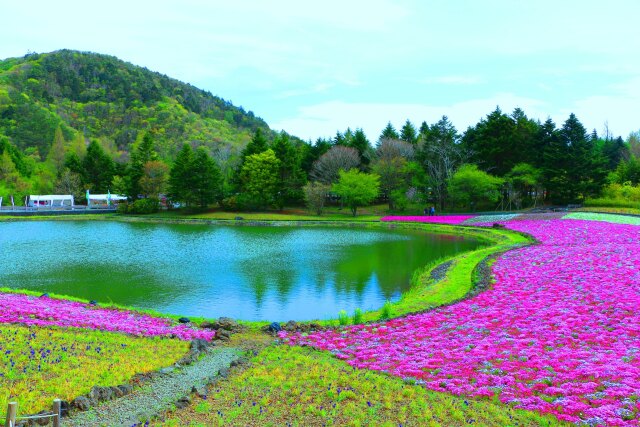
left=0, top=221, right=480, bottom=321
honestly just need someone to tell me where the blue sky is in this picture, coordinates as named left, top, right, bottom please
left=1, top=0, right=639, bottom=141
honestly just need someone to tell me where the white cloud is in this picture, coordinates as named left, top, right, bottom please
left=562, top=77, right=640, bottom=136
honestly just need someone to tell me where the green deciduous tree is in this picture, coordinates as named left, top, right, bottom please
left=504, top=163, right=542, bottom=209
left=240, top=149, right=280, bottom=209
left=332, top=169, right=380, bottom=216
left=372, top=139, right=415, bottom=210
left=448, top=164, right=503, bottom=210
left=0, top=150, right=30, bottom=198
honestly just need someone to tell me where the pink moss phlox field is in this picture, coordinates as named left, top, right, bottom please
left=380, top=215, right=476, bottom=225
left=0, top=293, right=215, bottom=341
left=282, top=219, right=640, bottom=425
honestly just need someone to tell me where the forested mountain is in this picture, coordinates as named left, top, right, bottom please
left=0, top=49, right=270, bottom=161
left=0, top=49, right=636, bottom=211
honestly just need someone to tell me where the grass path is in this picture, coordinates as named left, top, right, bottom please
left=67, top=347, right=240, bottom=427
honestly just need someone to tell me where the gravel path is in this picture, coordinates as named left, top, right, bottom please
left=67, top=347, right=240, bottom=427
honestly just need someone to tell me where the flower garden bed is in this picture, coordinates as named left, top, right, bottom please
left=0, top=292, right=214, bottom=341
left=282, top=215, right=640, bottom=425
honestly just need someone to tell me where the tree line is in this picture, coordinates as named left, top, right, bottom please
left=1, top=106, right=638, bottom=214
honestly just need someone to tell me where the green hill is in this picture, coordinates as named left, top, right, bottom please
left=0, top=49, right=271, bottom=161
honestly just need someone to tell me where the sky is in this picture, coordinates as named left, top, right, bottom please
left=1, top=0, right=639, bottom=141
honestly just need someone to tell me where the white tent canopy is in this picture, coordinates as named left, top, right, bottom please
left=89, top=194, right=127, bottom=202
left=28, top=195, right=74, bottom=207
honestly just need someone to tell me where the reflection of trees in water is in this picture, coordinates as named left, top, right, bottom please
left=2, top=221, right=481, bottom=319
left=331, top=235, right=479, bottom=300
left=236, top=249, right=298, bottom=309
left=16, top=263, right=186, bottom=308
left=234, top=230, right=481, bottom=311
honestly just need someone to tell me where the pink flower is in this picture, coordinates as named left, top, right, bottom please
left=0, top=293, right=215, bottom=341
left=283, top=218, right=640, bottom=425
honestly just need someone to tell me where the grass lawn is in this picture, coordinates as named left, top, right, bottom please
left=142, top=205, right=387, bottom=222
left=0, top=325, right=187, bottom=414
left=576, top=206, right=640, bottom=216
left=161, top=344, right=565, bottom=427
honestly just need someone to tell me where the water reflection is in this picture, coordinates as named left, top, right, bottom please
left=0, top=221, right=480, bottom=320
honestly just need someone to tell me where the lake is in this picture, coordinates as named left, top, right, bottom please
left=0, top=221, right=481, bottom=321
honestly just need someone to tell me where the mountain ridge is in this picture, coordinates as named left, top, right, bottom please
left=0, top=49, right=273, bottom=161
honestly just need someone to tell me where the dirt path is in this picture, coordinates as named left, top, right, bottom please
left=67, top=347, right=240, bottom=427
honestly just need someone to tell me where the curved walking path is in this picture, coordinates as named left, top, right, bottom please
left=283, top=216, right=640, bottom=426
left=67, top=347, right=240, bottom=427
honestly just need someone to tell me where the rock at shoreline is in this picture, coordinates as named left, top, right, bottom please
left=214, top=329, right=231, bottom=341
left=268, top=322, right=282, bottom=333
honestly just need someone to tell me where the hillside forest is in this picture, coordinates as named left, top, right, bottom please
left=1, top=50, right=639, bottom=213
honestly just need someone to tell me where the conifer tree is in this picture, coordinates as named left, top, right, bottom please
left=190, top=147, right=222, bottom=208
left=379, top=122, right=399, bottom=140
left=168, top=143, right=194, bottom=206
left=400, top=119, right=418, bottom=144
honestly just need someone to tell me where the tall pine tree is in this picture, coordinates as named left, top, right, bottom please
left=168, top=143, right=194, bottom=206
left=400, top=119, right=418, bottom=145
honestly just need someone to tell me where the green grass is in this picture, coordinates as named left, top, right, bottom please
left=0, top=214, right=117, bottom=222
left=563, top=212, right=640, bottom=225
left=141, top=207, right=383, bottom=222
left=576, top=205, right=640, bottom=216
left=161, top=344, right=565, bottom=427
left=0, top=325, right=187, bottom=414
left=583, top=198, right=640, bottom=210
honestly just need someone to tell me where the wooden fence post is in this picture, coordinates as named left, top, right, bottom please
left=4, top=402, right=17, bottom=427
left=52, top=399, right=61, bottom=427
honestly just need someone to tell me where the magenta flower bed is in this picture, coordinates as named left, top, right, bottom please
left=380, top=215, right=476, bottom=225
left=0, top=293, right=215, bottom=341
left=282, top=219, right=640, bottom=425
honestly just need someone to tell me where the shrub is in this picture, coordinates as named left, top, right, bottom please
left=117, top=198, right=159, bottom=214
left=379, top=300, right=393, bottom=320
left=338, top=310, right=349, bottom=326
left=352, top=308, right=364, bottom=325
